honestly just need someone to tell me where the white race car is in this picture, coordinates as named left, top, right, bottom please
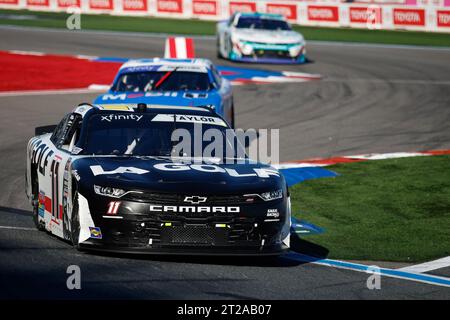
left=217, top=12, right=306, bottom=64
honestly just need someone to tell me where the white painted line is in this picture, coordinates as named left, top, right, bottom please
left=231, top=74, right=321, bottom=85
left=88, top=84, right=111, bottom=91
left=251, top=76, right=310, bottom=83
left=344, top=152, right=428, bottom=160
left=324, top=78, right=450, bottom=85
left=8, top=50, right=98, bottom=61
left=8, top=50, right=44, bottom=56
left=398, top=256, right=450, bottom=273
left=282, top=71, right=322, bottom=79
left=102, top=215, right=123, bottom=219
left=0, top=225, right=37, bottom=231
left=75, top=54, right=98, bottom=60
left=273, top=162, right=327, bottom=169
left=0, top=87, right=106, bottom=97
left=288, top=253, right=450, bottom=288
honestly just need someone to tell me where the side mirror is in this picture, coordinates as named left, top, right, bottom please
left=35, top=125, right=57, bottom=136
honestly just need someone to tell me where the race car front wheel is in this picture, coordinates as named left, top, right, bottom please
left=70, top=191, right=80, bottom=248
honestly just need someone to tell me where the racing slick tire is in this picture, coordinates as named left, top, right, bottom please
left=31, top=175, right=45, bottom=231
left=216, top=36, right=223, bottom=59
left=70, top=190, right=81, bottom=249
left=231, top=104, right=235, bottom=129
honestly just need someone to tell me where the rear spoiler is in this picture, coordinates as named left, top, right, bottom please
left=35, top=125, right=57, bottom=136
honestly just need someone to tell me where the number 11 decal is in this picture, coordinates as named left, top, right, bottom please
left=107, top=201, right=121, bottom=215
left=51, top=156, right=62, bottom=221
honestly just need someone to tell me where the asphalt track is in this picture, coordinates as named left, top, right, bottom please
left=0, top=26, right=450, bottom=299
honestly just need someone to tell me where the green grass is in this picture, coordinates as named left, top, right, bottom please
left=1, top=9, right=450, bottom=47
left=290, top=155, right=450, bottom=263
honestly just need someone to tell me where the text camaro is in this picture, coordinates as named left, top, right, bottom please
left=26, top=103, right=291, bottom=255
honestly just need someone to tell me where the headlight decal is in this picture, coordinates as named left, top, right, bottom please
left=94, top=185, right=127, bottom=198
left=260, top=189, right=283, bottom=201
left=244, top=189, right=283, bottom=201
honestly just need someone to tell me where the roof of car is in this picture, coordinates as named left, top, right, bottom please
left=119, top=58, right=213, bottom=71
left=73, top=103, right=217, bottom=117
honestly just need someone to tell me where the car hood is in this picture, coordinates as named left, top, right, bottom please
left=93, top=90, right=222, bottom=108
left=232, top=28, right=303, bottom=44
left=73, top=156, right=284, bottom=195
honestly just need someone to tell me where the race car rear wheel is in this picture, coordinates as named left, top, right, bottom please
left=230, top=104, right=235, bottom=129
left=216, top=36, right=223, bottom=59
left=70, top=191, right=81, bottom=248
left=31, top=176, right=45, bottom=231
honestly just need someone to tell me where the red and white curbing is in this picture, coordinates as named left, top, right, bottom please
left=0, top=49, right=118, bottom=97
left=275, top=150, right=450, bottom=170
left=164, top=37, right=195, bottom=59
left=0, top=87, right=107, bottom=97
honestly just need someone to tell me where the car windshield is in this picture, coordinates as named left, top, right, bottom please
left=80, top=113, right=245, bottom=159
left=112, top=71, right=212, bottom=92
left=236, top=17, right=291, bottom=30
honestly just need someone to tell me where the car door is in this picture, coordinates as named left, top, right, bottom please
left=36, top=113, right=81, bottom=239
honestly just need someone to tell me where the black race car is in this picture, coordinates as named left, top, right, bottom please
left=26, top=103, right=291, bottom=255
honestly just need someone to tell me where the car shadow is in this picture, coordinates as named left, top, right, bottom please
left=0, top=206, right=32, bottom=217
left=304, top=57, right=315, bottom=64
left=223, top=57, right=315, bottom=67
left=290, top=233, right=329, bottom=259
left=82, top=232, right=329, bottom=268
